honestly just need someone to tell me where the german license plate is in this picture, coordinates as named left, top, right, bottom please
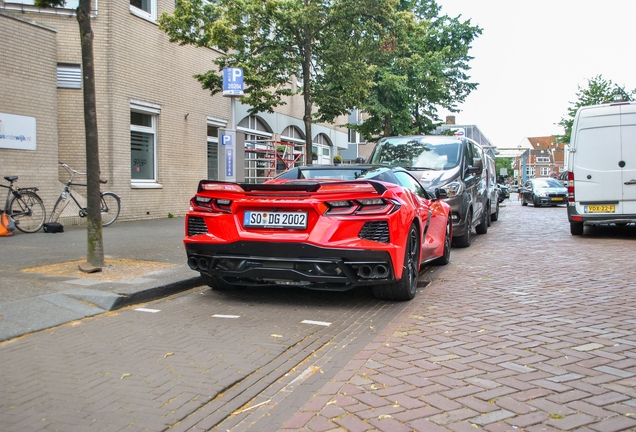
left=244, top=211, right=307, bottom=229
left=584, top=205, right=615, bottom=213
left=552, top=197, right=563, bottom=201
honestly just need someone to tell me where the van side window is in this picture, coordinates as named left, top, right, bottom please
left=465, top=142, right=475, bottom=166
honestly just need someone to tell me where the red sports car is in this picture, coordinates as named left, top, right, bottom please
left=184, top=166, right=452, bottom=301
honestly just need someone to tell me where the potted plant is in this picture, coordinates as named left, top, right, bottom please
left=333, top=155, right=343, bottom=165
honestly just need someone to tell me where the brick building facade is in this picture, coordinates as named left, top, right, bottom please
left=0, top=1, right=351, bottom=225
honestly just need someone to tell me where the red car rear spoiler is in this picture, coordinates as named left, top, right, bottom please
left=197, top=180, right=388, bottom=195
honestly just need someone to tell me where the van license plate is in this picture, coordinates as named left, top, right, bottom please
left=584, top=205, right=615, bottom=213
left=244, top=211, right=308, bottom=229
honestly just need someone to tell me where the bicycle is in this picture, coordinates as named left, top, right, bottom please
left=48, top=162, right=121, bottom=227
left=1, top=176, right=46, bottom=233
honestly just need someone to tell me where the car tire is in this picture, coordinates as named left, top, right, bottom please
left=491, top=200, right=499, bottom=222
left=476, top=208, right=488, bottom=234
left=521, top=197, right=528, bottom=206
left=533, top=196, right=541, bottom=207
left=372, top=223, right=420, bottom=301
left=570, top=221, right=584, bottom=235
left=200, top=273, right=235, bottom=290
left=433, top=216, right=452, bottom=266
left=453, top=209, right=472, bottom=248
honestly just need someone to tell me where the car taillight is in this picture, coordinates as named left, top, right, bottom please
left=568, top=171, right=574, bottom=202
left=190, top=196, right=232, bottom=213
left=325, top=198, right=400, bottom=216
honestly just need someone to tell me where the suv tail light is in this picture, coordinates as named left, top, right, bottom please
left=568, top=171, right=574, bottom=202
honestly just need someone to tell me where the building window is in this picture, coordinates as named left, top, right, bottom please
left=130, top=101, right=160, bottom=187
left=526, top=167, right=535, bottom=177
left=536, top=157, right=550, bottom=163
left=130, top=0, right=157, bottom=21
left=559, top=166, right=565, bottom=173
left=57, top=64, right=82, bottom=89
left=540, top=167, right=550, bottom=177
left=313, top=133, right=332, bottom=165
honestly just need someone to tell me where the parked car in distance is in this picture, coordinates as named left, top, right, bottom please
left=497, top=184, right=510, bottom=202
left=184, top=165, right=453, bottom=301
left=365, top=135, right=490, bottom=248
left=520, top=178, right=567, bottom=207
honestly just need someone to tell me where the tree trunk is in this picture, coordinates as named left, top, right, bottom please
left=302, top=6, right=313, bottom=166
left=77, top=0, right=104, bottom=267
left=383, top=114, right=392, bottom=137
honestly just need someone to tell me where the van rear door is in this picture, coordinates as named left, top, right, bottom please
left=620, top=108, right=636, bottom=213
left=573, top=108, right=623, bottom=207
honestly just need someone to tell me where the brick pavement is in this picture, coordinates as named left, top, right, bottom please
left=281, top=196, right=636, bottom=432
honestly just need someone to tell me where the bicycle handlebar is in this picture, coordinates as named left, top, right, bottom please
left=59, top=162, right=108, bottom=184
left=59, top=162, right=86, bottom=176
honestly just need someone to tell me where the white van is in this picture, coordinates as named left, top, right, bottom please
left=567, top=101, right=636, bottom=235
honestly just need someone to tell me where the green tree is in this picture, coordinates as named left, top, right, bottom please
left=557, top=75, right=635, bottom=145
left=349, top=0, right=482, bottom=140
left=35, top=0, right=104, bottom=269
left=495, top=157, right=512, bottom=181
left=159, top=0, right=393, bottom=165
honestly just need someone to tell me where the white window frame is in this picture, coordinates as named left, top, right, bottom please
left=130, top=0, right=157, bottom=22
left=540, top=167, right=550, bottom=177
left=130, top=100, right=161, bottom=188
left=536, top=157, right=550, bottom=163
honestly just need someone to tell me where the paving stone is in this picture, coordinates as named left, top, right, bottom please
left=547, top=413, right=596, bottom=430
left=467, top=409, right=514, bottom=426
left=588, top=415, right=636, bottom=432
left=584, top=391, right=631, bottom=406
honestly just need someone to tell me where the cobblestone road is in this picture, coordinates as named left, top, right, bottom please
left=2, top=195, right=636, bottom=432
left=279, top=196, right=636, bottom=432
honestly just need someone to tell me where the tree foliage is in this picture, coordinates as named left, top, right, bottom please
left=35, top=0, right=105, bottom=267
left=159, top=0, right=394, bottom=165
left=350, top=0, right=482, bottom=140
left=495, top=157, right=512, bottom=180
left=557, top=75, right=635, bottom=144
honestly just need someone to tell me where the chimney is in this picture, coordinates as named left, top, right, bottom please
left=446, top=116, right=456, bottom=125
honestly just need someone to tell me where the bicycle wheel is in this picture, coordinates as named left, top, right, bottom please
left=49, top=195, right=72, bottom=223
left=9, top=191, right=46, bottom=233
left=100, top=192, right=121, bottom=227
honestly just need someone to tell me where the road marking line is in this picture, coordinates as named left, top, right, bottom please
left=135, top=308, right=161, bottom=313
left=213, top=314, right=241, bottom=319
left=301, top=320, right=331, bottom=326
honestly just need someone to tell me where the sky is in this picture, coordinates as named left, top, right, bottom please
left=436, top=0, right=636, bottom=150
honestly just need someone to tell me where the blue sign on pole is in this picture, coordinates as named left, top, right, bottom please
left=226, top=148, right=234, bottom=177
left=221, top=134, right=233, bottom=146
left=222, top=68, right=244, bottom=96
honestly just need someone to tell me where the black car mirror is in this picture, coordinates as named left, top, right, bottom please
left=435, top=188, right=448, bottom=199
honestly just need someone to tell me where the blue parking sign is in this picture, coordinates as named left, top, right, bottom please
left=223, top=68, right=244, bottom=96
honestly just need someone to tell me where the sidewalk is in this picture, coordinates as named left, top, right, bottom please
left=0, top=217, right=201, bottom=342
